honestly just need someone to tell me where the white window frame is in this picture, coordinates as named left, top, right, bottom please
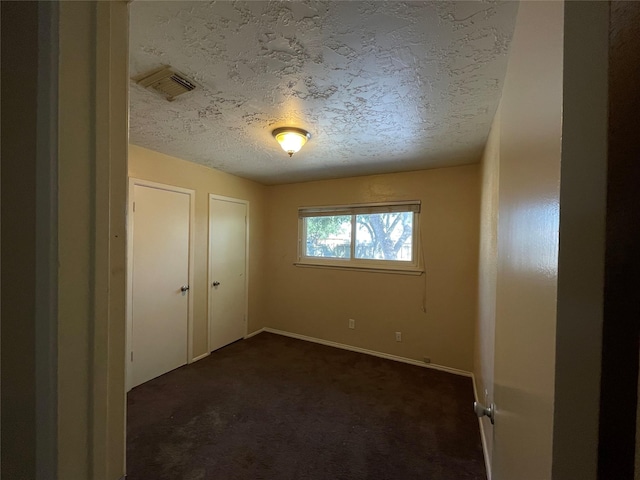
left=296, top=201, right=423, bottom=275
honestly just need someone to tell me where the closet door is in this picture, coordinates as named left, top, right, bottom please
left=130, top=183, right=191, bottom=388
left=209, top=195, right=248, bottom=352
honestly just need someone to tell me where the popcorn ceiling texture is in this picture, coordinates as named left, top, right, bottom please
left=129, top=1, right=518, bottom=185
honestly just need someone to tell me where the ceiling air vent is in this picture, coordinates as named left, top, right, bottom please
left=132, top=66, right=196, bottom=101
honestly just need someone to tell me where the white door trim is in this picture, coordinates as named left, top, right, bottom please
left=208, top=194, right=250, bottom=354
left=126, top=178, right=196, bottom=391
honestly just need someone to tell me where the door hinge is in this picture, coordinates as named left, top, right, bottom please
left=130, top=351, right=133, bottom=362
left=133, top=201, right=136, bottom=213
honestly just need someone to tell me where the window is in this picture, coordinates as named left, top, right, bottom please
left=297, top=201, right=422, bottom=273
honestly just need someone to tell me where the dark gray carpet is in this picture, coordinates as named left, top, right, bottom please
left=127, top=332, right=486, bottom=480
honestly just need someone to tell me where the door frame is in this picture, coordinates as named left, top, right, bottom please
left=126, top=178, right=196, bottom=390
left=208, top=194, right=250, bottom=354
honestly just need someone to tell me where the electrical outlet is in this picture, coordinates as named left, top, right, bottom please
left=348, top=318, right=355, bottom=329
left=395, top=331, right=402, bottom=342
left=423, top=357, right=431, bottom=364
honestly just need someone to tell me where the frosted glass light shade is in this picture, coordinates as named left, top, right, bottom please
left=272, top=127, right=311, bottom=157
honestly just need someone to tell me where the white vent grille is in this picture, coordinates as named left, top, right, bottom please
left=132, top=66, right=196, bottom=101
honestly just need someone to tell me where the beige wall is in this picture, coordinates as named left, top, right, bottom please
left=3, top=2, right=133, bottom=479
left=128, top=150, right=480, bottom=372
left=264, top=166, right=480, bottom=371
left=474, top=104, right=501, bottom=466
left=57, top=6, right=99, bottom=475
left=54, top=3, right=130, bottom=479
left=129, top=145, right=268, bottom=358
left=94, top=3, right=129, bottom=478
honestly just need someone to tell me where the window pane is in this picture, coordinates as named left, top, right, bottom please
left=304, top=215, right=351, bottom=258
left=355, top=212, right=413, bottom=261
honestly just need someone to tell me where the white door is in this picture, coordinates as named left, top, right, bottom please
left=130, top=183, right=191, bottom=388
left=209, top=196, right=247, bottom=352
left=490, top=2, right=563, bottom=479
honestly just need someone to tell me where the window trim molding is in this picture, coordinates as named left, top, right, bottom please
left=293, top=261, right=424, bottom=276
left=298, top=200, right=420, bottom=217
left=297, top=201, right=423, bottom=273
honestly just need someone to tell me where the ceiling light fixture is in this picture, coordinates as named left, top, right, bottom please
left=272, top=127, right=311, bottom=157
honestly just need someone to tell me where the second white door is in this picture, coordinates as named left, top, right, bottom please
left=209, top=196, right=247, bottom=352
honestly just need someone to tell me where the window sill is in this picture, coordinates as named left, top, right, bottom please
left=294, top=261, right=424, bottom=276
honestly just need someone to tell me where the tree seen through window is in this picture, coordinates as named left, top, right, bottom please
left=304, top=212, right=413, bottom=262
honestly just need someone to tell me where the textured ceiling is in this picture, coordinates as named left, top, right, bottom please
left=129, top=1, right=518, bottom=185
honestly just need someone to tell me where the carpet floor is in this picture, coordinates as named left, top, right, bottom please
left=127, top=332, right=486, bottom=480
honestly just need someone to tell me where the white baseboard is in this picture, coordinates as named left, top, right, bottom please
left=191, top=352, right=210, bottom=363
left=244, top=327, right=266, bottom=339
left=259, top=327, right=472, bottom=378
left=472, top=373, right=492, bottom=480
